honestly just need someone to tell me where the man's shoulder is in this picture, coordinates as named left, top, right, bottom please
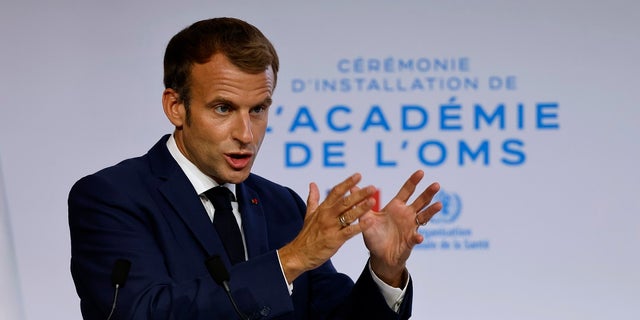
left=69, top=154, right=151, bottom=197
left=93, top=154, right=149, bottom=179
left=72, top=136, right=171, bottom=189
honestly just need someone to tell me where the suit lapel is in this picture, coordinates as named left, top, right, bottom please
left=236, top=182, right=269, bottom=258
left=158, top=175, right=226, bottom=256
left=148, top=135, right=226, bottom=258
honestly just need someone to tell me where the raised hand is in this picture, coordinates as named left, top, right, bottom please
left=359, top=170, right=442, bottom=287
left=278, top=173, right=377, bottom=284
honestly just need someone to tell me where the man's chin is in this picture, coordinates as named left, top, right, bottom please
left=221, top=170, right=251, bottom=185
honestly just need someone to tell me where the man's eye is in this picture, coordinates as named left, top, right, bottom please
left=251, top=106, right=267, bottom=114
left=214, top=105, right=231, bottom=113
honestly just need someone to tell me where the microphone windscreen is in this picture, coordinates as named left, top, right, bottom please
left=111, top=259, right=132, bottom=288
left=205, top=255, right=230, bottom=286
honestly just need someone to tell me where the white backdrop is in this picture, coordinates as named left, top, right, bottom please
left=1, top=1, right=638, bottom=319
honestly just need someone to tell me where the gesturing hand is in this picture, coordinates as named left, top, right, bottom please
left=359, top=170, right=442, bottom=287
left=279, top=173, right=377, bottom=284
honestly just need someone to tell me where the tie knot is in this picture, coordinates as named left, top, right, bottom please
left=205, top=186, right=235, bottom=211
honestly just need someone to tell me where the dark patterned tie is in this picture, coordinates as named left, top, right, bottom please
left=205, top=186, right=245, bottom=265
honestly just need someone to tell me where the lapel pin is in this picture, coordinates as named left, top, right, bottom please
left=251, top=198, right=259, bottom=205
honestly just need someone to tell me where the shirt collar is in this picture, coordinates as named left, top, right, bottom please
left=165, top=134, right=236, bottom=197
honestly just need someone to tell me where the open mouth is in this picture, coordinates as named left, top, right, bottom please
left=226, top=153, right=253, bottom=169
left=229, top=153, right=251, bottom=160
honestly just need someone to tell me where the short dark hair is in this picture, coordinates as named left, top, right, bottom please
left=163, top=17, right=279, bottom=110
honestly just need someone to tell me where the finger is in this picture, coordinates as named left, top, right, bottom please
left=409, top=182, right=440, bottom=212
left=336, top=185, right=376, bottom=216
left=347, top=186, right=364, bottom=208
left=415, top=201, right=443, bottom=226
left=339, top=222, right=363, bottom=240
left=324, top=173, right=362, bottom=206
left=412, top=232, right=425, bottom=245
left=306, top=182, right=320, bottom=214
left=339, top=195, right=376, bottom=224
left=393, top=170, right=425, bottom=203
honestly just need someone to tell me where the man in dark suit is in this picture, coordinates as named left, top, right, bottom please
left=69, top=17, right=442, bottom=319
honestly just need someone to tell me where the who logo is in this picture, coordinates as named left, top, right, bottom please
left=429, top=189, right=462, bottom=224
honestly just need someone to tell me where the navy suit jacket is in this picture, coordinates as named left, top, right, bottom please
left=69, top=135, right=413, bottom=319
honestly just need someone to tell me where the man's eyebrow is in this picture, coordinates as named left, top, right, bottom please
left=204, top=96, right=273, bottom=109
left=261, top=97, right=273, bottom=106
left=205, top=97, right=236, bottom=108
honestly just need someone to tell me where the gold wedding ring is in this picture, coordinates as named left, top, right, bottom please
left=338, top=215, right=349, bottom=228
left=415, top=215, right=427, bottom=226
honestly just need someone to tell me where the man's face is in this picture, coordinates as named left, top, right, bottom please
left=166, top=53, right=274, bottom=184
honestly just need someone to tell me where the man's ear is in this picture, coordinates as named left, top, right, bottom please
left=162, top=88, right=186, bottom=128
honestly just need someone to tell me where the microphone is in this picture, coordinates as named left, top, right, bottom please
left=106, top=259, right=131, bottom=320
left=205, top=255, right=249, bottom=320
